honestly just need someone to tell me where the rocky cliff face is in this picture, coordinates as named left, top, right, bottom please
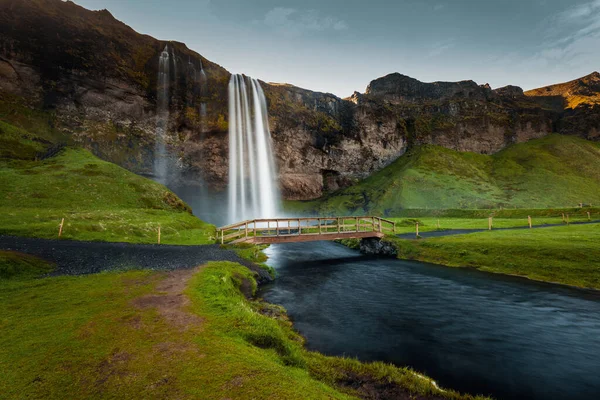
left=1, top=0, right=598, bottom=202
left=525, top=71, right=600, bottom=140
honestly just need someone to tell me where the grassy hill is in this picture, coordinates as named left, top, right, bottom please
left=286, top=134, right=600, bottom=216
left=0, top=113, right=215, bottom=244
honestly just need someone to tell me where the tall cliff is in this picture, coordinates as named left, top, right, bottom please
left=1, top=0, right=598, bottom=201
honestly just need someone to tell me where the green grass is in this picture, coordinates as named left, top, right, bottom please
left=0, top=263, right=489, bottom=399
left=0, top=250, right=54, bottom=279
left=286, top=135, right=600, bottom=215
left=0, top=137, right=215, bottom=244
left=389, top=214, right=598, bottom=234
left=386, top=223, right=600, bottom=289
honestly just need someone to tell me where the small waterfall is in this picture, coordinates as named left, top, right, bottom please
left=154, top=45, right=170, bottom=184
left=199, top=58, right=208, bottom=133
left=228, top=74, right=281, bottom=222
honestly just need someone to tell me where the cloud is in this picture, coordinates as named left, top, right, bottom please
left=433, top=4, right=445, bottom=12
left=525, top=0, right=600, bottom=68
left=261, top=7, right=348, bottom=37
left=558, top=0, right=600, bottom=21
left=428, top=39, right=455, bottom=57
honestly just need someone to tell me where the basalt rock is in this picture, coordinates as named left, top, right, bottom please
left=359, top=238, right=398, bottom=256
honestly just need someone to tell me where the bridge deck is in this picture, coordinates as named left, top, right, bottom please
left=217, top=217, right=395, bottom=245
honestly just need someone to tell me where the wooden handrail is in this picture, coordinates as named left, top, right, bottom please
left=218, top=216, right=396, bottom=244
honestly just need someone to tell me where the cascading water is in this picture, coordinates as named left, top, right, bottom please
left=198, top=59, right=208, bottom=133
left=228, top=74, right=281, bottom=222
left=153, top=45, right=170, bottom=184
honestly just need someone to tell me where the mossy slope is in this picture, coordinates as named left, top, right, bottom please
left=0, top=118, right=214, bottom=244
left=287, top=135, right=600, bottom=215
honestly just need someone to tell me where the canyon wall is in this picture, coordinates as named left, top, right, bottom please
left=1, top=0, right=598, bottom=201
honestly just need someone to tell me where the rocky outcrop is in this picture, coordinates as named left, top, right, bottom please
left=0, top=0, right=598, bottom=201
left=525, top=72, right=600, bottom=140
left=359, top=238, right=398, bottom=256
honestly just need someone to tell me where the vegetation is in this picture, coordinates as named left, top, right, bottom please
left=0, top=117, right=215, bottom=245
left=0, top=251, right=54, bottom=279
left=0, top=261, right=488, bottom=399
left=285, top=135, right=600, bottom=215
left=386, top=223, right=600, bottom=289
left=221, top=243, right=276, bottom=278
left=388, top=211, right=599, bottom=234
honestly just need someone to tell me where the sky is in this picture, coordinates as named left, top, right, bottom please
left=70, top=0, right=600, bottom=98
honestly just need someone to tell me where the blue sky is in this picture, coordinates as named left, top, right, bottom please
left=71, top=0, right=600, bottom=97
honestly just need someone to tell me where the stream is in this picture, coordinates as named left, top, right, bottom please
left=261, top=241, right=600, bottom=400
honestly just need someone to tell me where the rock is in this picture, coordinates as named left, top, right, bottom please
left=359, top=238, right=398, bottom=256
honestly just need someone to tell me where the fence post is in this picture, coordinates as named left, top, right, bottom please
left=220, top=229, right=224, bottom=244
left=158, top=225, right=161, bottom=244
left=356, top=217, right=359, bottom=232
left=416, top=222, right=419, bottom=238
left=245, top=222, right=248, bottom=239
left=528, top=215, right=532, bottom=229
left=297, top=219, right=301, bottom=235
left=562, top=213, right=565, bottom=222
left=588, top=212, right=591, bottom=221
left=488, top=217, right=492, bottom=230
left=337, top=217, right=341, bottom=233
left=58, top=218, right=65, bottom=238
left=379, top=218, right=382, bottom=233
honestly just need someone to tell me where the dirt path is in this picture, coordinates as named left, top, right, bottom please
left=132, top=268, right=204, bottom=332
left=0, top=235, right=271, bottom=281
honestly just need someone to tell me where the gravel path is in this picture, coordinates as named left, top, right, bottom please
left=0, top=235, right=269, bottom=279
left=396, top=219, right=600, bottom=239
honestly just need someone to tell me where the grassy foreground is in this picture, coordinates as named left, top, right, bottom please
left=0, top=261, right=488, bottom=400
left=286, top=135, right=600, bottom=215
left=386, top=223, right=600, bottom=289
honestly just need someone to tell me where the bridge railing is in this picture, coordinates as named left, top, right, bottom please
left=217, top=216, right=396, bottom=244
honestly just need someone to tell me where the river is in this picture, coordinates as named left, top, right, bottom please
left=261, top=241, right=600, bottom=400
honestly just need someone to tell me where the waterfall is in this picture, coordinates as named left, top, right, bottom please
left=154, top=44, right=170, bottom=184
left=199, top=58, right=208, bottom=133
left=228, top=74, right=281, bottom=222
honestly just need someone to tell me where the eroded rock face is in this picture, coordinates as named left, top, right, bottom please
left=1, top=0, right=598, bottom=202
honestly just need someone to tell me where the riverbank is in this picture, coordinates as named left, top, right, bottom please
left=0, top=255, right=489, bottom=400
left=385, top=223, right=600, bottom=290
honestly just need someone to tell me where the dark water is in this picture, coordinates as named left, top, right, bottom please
left=261, top=241, right=600, bottom=400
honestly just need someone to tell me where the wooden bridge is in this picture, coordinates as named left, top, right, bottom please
left=217, top=217, right=396, bottom=245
